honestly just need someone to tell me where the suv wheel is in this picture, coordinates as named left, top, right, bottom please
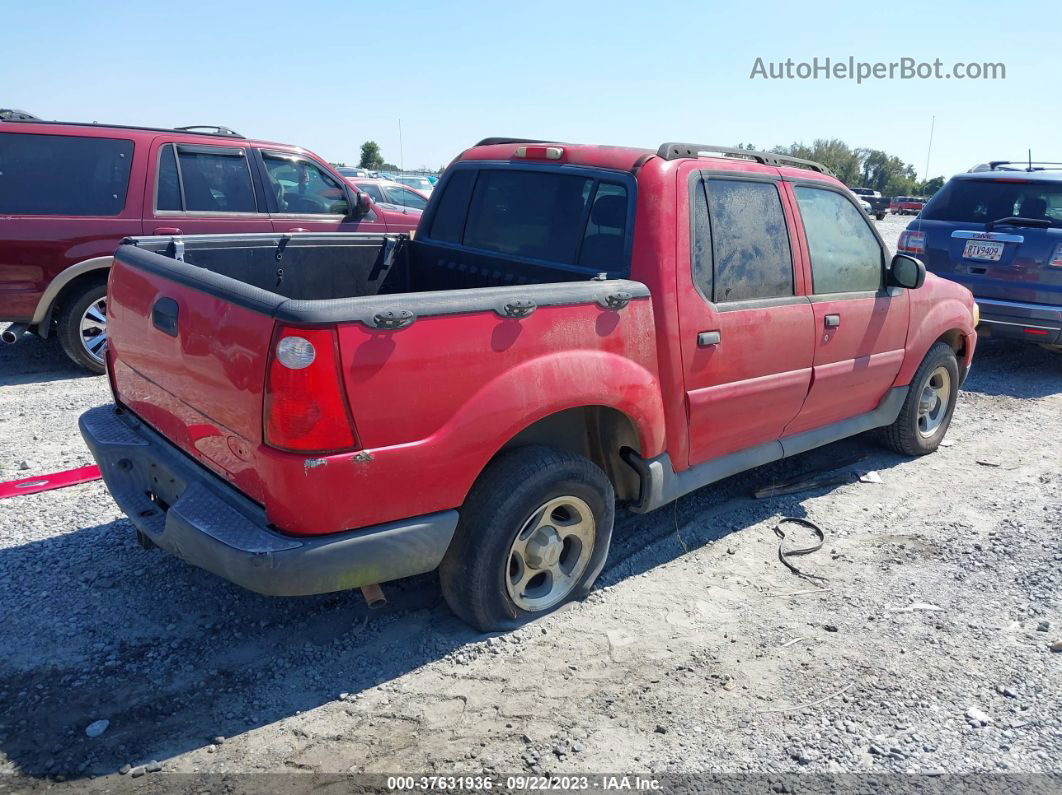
left=439, top=446, right=614, bottom=632
left=57, top=281, right=108, bottom=374
left=879, top=342, right=959, bottom=456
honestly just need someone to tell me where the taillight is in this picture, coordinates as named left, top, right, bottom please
left=264, top=326, right=359, bottom=454
left=1050, top=243, right=1062, bottom=268
left=514, top=145, right=564, bottom=161
left=898, top=230, right=926, bottom=255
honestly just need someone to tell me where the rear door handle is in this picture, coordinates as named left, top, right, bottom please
left=153, top=227, right=183, bottom=235
left=824, top=314, right=841, bottom=328
left=697, top=330, right=721, bottom=347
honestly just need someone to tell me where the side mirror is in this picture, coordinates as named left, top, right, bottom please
left=355, top=191, right=373, bottom=215
left=888, top=253, right=926, bottom=289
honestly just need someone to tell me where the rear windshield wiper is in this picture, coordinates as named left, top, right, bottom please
left=985, top=216, right=1053, bottom=230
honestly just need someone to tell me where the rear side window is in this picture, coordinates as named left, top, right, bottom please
left=705, top=179, right=793, bottom=302
left=171, top=145, right=256, bottom=213
left=0, top=132, right=132, bottom=216
left=922, top=178, right=1062, bottom=227
left=429, top=168, right=630, bottom=272
left=795, top=187, right=883, bottom=294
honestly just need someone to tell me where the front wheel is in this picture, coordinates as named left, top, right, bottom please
left=879, top=342, right=959, bottom=456
left=439, top=446, right=615, bottom=631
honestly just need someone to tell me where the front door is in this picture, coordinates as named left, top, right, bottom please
left=782, top=184, right=908, bottom=435
left=677, top=171, right=816, bottom=466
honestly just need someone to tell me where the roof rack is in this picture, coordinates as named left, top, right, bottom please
left=0, top=108, right=41, bottom=121
left=657, top=142, right=833, bottom=176
left=0, top=117, right=246, bottom=139
left=174, top=125, right=244, bottom=138
left=986, top=160, right=1062, bottom=172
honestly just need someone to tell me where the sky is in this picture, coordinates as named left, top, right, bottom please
left=3, top=0, right=1058, bottom=181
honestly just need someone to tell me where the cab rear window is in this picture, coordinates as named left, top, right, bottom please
left=0, top=132, right=133, bottom=216
left=922, top=179, right=1062, bottom=227
left=427, top=168, right=630, bottom=274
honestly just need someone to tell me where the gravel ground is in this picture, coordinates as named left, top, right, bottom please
left=0, top=214, right=1059, bottom=789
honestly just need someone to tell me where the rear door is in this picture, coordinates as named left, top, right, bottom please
left=0, top=130, right=142, bottom=320
left=782, top=183, right=907, bottom=435
left=146, top=139, right=273, bottom=235
left=677, top=170, right=815, bottom=465
left=255, top=150, right=387, bottom=234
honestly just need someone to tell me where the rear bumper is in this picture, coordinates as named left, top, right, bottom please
left=975, top=298, right=1062, bottom=345
left=78, top=405, right=458, bottom=596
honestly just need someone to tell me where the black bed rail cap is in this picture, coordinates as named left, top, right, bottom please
left=657, top=142, right=834, bottom=176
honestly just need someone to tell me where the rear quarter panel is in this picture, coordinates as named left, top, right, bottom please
left=290, top=298, right=666, bottom=532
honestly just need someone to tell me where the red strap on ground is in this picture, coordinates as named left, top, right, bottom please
left=0, top=465, right=101, bottom=499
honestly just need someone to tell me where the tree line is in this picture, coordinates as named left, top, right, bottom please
left=736, top=140, right=944, bottom=197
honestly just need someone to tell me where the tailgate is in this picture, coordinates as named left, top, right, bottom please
left=106, top=246, right=282, bottom=503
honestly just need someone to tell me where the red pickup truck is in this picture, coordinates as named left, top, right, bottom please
left=80, top=140, right=978, bottom=630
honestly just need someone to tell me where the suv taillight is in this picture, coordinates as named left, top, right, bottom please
left=898, top=230, right=926, bottom=255
left=1050, top=243, right=1062, bottom=268
left=264, top=326, right=359, bottom=454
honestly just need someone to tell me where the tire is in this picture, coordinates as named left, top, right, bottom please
left=439, top=445, right=615, bottom=632
left=56, top=281, right=108, bottom=374
left=876, top=213, right=886, bottom=221
left=879, top=342, right=959, bottom=456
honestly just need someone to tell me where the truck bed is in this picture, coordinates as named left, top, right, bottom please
left=106, top=232, right=656, bottom=535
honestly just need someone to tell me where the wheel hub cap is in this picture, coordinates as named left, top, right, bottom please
left=524, top=526, right=563, bottom=569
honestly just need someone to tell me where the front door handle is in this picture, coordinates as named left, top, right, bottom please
left=153, top=227, right=183, bottom=235
left=697, top=330, right=721, bottom=347
left=824, top=314, right=841, bottom=328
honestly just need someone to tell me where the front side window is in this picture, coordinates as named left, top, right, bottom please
left=0, top=132, right=133, bottom=216
left=263, top=154, right=350, bottom=215
left=794, top=187, right=883, bottom=294
left=705, top=179, right=794, bottom=302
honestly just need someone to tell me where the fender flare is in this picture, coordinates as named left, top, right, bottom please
left=30, top=256, right=113, bottom=334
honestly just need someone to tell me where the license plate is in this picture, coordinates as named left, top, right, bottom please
left=962, top=240, right=1004, bottom=261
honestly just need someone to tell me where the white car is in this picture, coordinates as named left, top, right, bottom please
left=393, top=174, right=435, bottom=196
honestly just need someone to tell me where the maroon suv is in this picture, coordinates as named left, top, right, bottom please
left=0, top=117, right=417, bottom=372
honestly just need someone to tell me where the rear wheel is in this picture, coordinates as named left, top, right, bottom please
left=439, top=446, right=614, bottom=631
left=56, top=281, right=108, bottom=374
left=879, top=342, right=959, bottom=456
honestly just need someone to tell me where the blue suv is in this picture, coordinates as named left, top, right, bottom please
left=898, top=163, right=1062, bottom=349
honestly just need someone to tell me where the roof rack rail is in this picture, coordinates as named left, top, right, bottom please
left=474, top=136, right=554, bottom=147
left=657, top=142, right=833, bottom=176
left=0, top=108, right=41, bottom=121
left=987, top=160, right=1062, bottom=172
left=174, top=125, right=244, bottom=138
